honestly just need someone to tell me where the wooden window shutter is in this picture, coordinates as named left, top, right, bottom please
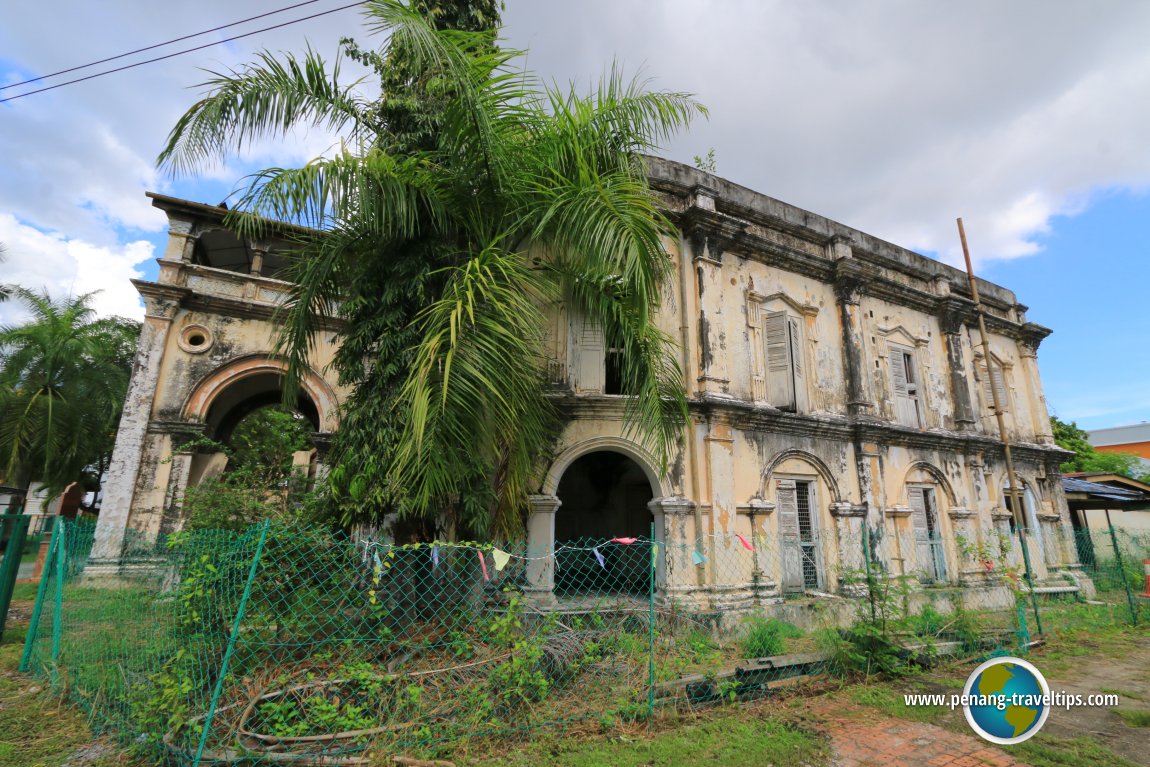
left=908, top=486, right=929, bottom=538
left=787, top=315, right=804, bottom=400
left=888, top=342, right=909, bottom=398
left=765, top=310, right=796, bottom=410
left=572, top=312, right=604, bottom=393
left=982, top=363, right=1009, bottom=412
left=777, top=479, right=798, bottom=538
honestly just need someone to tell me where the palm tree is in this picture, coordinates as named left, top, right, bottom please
left=0, top=288, right=139, bottom=497
left=158, top=0, right=704, bottom=536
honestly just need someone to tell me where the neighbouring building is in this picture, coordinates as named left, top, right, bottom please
left=1088, top=422, right=1150, bottom=474
left=90, top=157, right=1086, bottom=611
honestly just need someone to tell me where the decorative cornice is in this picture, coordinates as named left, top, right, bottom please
left=947, top=508, right=976, bottom=520
left=884, top=506, right=913, bottom=518
left=736, top=498, right=775, bottom=515
left=830, top=502, right=866, bottom=518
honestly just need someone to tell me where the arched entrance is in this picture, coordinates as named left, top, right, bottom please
left=554, top=451, right=654, bottom=595
left=184, top=366, right=324, bottom=491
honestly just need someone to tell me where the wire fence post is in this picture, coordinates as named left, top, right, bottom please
left=50, top=518, right=67, bottom=683
left=18, top=521, right=59, bottom=672
left=647, top=523, right=656, bottom=728
left=1015, top=528, right=1044, bottom=636
left=1106, top=516, right=1138, bottom=625
left=862, top=522, right=876, bottom=623
left=193, top=519, right=271, bottom=766
left=0, top=514, right=31, bottom=642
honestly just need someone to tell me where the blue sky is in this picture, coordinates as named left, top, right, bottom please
left=980, top=189, right=1150, bottom=430
left=2, top=1, right=1149, bottom=432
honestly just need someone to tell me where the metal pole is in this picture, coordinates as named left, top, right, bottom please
left=647, top=522, right=656, bottom=728
left=862, top=522, right=876, bottom=623
left=19, top=524, right=59, bottom=672
left=1105, top=510, right=1138, bottom=625
left=0, top=515, right=31, bottom=642
left=193, top=519, right=271, bottom=766
left=957, top=218, right=1043, bottom=636
left=50, top=519, right=67, bottom=686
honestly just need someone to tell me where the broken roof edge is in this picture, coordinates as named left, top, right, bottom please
left=147, top=191, right=324, bottom=240
left=643, top=155, right=1021, bottom=311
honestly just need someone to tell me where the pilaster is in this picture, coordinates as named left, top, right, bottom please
left=90, top=285, right=183, bottom=562
left=524, top=494, right=561, bottom=605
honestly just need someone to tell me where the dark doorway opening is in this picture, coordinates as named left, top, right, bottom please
left=554, top=451, right=654, bottom=595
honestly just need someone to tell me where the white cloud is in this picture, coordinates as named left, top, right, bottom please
left=1, top=0, right=1150, bottom=292
left=0, top=214, right=151, bottom=324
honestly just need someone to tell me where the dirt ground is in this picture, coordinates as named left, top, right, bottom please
left=1038, top=637, right=1150, bottom=765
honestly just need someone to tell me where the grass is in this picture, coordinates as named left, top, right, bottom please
left=836, top=599, right=1150, bottom=767
left=462, top=714, right=827, bottom=767
left=0, top=616, right=145, bottom=767
left=1012, top=735, right=1142, bottom=767
left=1100, top=687, right=1147, bottom=702
left=1113, top=708, right=1150, bottom=727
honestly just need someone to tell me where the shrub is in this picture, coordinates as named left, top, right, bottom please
left=739, top=616, right=802, bottom=658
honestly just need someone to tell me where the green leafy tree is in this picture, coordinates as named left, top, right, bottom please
left=229, top=406, right=313, bottom=484
left=158, top=0, right=703, bottom=537
left=0, top=288, right=140, bottom=497
left=1051, top=415, right=1149, bottom=481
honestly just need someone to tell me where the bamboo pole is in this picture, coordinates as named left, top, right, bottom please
left=957, top=218, right=1043, bottom=636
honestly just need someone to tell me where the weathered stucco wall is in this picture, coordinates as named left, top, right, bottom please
left=95, top=161, right=1078, bottom=608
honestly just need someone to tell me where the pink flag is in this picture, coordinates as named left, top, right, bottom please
left=478, top=550, right=490, bottom=581
left=736, top=534, right=754, bottom=551
left=610, top=537, right=638, bottom=545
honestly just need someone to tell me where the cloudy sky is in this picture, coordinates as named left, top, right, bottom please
left=2, top=0, right=1148, bottom=430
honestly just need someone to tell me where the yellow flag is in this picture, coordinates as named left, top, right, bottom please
left=492, top=548, right=512, bottom=572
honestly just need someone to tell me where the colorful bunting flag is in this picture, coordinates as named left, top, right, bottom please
left=372, top=551, right=383, bottom=572
left=692, top=550, right=706, bottom=566
left=592, top=547, right=606, bottom=569
left=492, top=548, right=511, bottom=572
left=610, top=537, right=638, bottom=545
left=478, top=550, right=490, bottom=581
left=652, top=543, right=659, bottom=566
left=431, top=545, right=440, bottom=568
left=736, top=533, right=753, bottom=551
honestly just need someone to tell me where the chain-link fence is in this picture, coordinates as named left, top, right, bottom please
left=18, top=518, right=1148, bottom=765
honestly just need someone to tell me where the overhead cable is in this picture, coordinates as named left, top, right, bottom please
left=0, top=1, right=365, bottom=105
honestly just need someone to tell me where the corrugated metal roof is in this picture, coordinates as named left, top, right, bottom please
left=1062, top=476, right=1149, bottom=501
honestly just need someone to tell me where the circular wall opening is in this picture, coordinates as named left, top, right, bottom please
left=178, top=324, right=214, bottom=354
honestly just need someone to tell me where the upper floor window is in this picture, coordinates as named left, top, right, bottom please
left=888, top=341, right=922, bottom=427
left=765, top=310, right=805, bottom=412
left=980, top=358, right=1010, bottom=414
left=569, top=311, right=631, bottom=395
left=747, top=291, right=814, bottom=412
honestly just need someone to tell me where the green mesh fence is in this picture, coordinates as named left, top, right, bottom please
left=19, top=518, right=1148, bottom=765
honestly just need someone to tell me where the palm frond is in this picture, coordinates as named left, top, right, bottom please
left=158, top=47, right=370, bottom=176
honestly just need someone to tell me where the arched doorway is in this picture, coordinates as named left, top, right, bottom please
left=554, top=451, right=654, bottom=595
left=187, top=371, right=321, bottom=491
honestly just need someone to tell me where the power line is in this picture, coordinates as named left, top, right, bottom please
left=0, top=1, right=365, bottom=105
left=1, top=0, right=326, bottom=91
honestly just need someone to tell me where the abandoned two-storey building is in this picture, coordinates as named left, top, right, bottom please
left=90, top=157, right=1084, bottom=610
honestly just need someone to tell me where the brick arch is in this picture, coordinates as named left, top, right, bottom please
left=761, top=449, right=843, bottom=503
left=903, top=461, right=958, bottom=507
left=182, top=355, right=339, bottom=433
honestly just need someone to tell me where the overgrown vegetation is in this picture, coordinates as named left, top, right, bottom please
left=158, top=0, right=705, bottom=537
left=1051, top=415, right=1150, bottom=482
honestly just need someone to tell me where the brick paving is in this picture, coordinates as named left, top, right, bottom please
left=804, top=696, right=1031, bottom=767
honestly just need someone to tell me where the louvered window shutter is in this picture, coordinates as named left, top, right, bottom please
left=908, top=486, right=929, bottom=538
left=983, top=363, right=1009, bottom=412
left=573, top=312, right=604, bottom=392
left=765, top=311, right=796, bottom=410
left=889, top=343, right=908, bottom=397
left=777, top=480, right=798, bottom=538
left=787, top=316, right=804, bottom=409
